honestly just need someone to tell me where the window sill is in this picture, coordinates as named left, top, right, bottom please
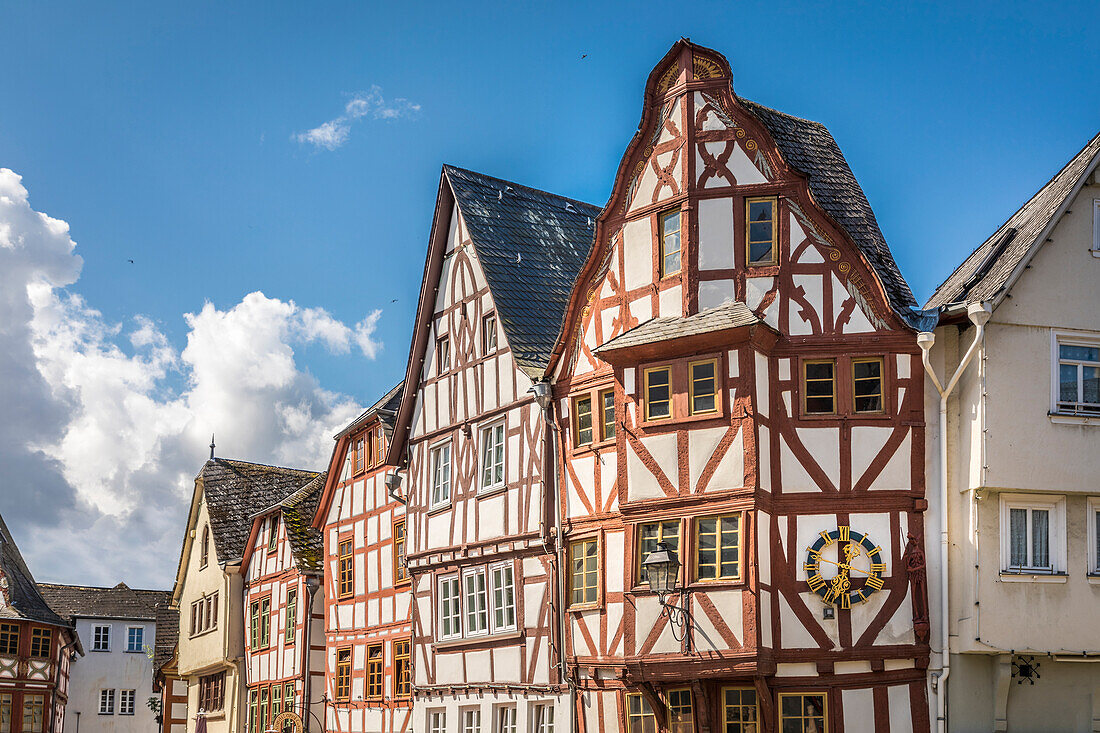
left=567, top=602, right=603, bottom=613
left=427, top=503, right=451, bottom=516
left=570, top=440, right=615, bottom=458
left=1049, top=412, right=1100, bottom=426
left=477, top=484, right=507, bottom=500
left=999, top=572, right=1067, bottom=583
left=640, top=411, right=728, bottom=430
left=432, top=630, right=523, bottom=651
left=1091, top=250, right=1100, bottom=258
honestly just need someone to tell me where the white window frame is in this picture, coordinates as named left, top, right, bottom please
left=482, top=313, right=498, bottom=354
left=490, top=562, right=516, bottom=633
left=999, top=493, right=1066, bottom=576
left=479, top=421, right=506, bottom=494
left=438, top=575, right=462, bottom=641
left=1088, top=497, right=1100, bottom=576
left=495, top=705, right=517, bottom=733
left=92, top=625, right=111, bottom=652
left=462, top=708, right=482, bottom=733
left=98, top=689, right=115, bottom=715
left=463, top=568, right=489, bottom=637
left=125, top=626, right=143, bottom=653
left=430, top=440, right=452, bottom=509
left=429, top=711, right=447, bottom=733
left=1051, top=330, right=1100, bottom=418
left=1093, top=199, right=1100, bottom=253
left=529, top=702, right=554, bottom=733
left=119, top=690, right=135, bottom=716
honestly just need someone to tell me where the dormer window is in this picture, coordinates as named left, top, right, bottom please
left=659, top=210, right=682, bottom=278
left=746, top=197, right=777, bottom=266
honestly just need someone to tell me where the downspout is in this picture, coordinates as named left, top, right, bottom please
left=302, top=574, right=321, bottom=733
left=529, top=381, right=574, bottom=733
left=918, top=301, right=991, bottom=733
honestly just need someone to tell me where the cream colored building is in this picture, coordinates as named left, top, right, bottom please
left=170, top=457, right=319, bottom=733
left=923, top=130, right=1100, bottom=732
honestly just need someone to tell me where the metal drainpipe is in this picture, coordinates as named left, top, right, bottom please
left=918, top=301, right=991, bottom=733
left=302, top=575, right=321, bottom=732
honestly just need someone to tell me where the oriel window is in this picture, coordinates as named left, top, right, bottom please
left=852, top=358, right=884, bottom=413
left=644, top=367, right=672, bottom=420
left=746, top=197, right=777, bottom=266
left=689, top=359, right=718, bottom=415
left=660, top=209, right=682, bottom=277
left=803, top=360, right=836, bottom=415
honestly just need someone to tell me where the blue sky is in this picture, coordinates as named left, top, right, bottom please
left=3, top=0, right=1098, bottom=408
left=2, top=1, right=1099, bottom=585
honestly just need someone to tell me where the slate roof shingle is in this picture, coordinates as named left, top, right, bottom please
left=200, top=459, right=321, bottom=564
left=36, top=582, right=170, bottom=622
left=260, top=473, right=326, bottom=573
left=0, top=514, right=69, bottom=628
left=594, top=301, right=761, bottom=354
left=741, top=100, right=918, bottom=318
left=334, top=381, right=404, bottom=442
left=925, top=130, right=1100, bottom=309
left=153, top=603, right=178, bottom=673
left=444, top=165, right=601, bottom=376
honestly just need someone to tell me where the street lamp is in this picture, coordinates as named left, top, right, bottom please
left=641, top=542, right=689, bottom=643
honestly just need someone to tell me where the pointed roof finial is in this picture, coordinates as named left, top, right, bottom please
left=209, top=434, right=216, bottom=460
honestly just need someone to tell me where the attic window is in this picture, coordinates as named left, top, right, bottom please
left=266, top=515, right=278, bottom=553
left=659, top=210, right=682, bottom=278
left=437, top=336, right=451, bottom=375
left=746, top=197, right=777, bottom=266
left=482, top=313, right=498, bottom=354
left=200, top=525, right=210, bottom=568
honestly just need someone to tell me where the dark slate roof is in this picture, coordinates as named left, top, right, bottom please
left=277, top=474, right=326, bottom=573
left=741, top=100, right=918, bottom=317
left=200, top=459, right=321, bottom=564
left=594, top=301, right=760, bottom=354
left=153, top=603, right=178, bottom=673
left=926, top=130, right=1100, bottom=309
left=444, top=165, right=601, bottom=376
left=335, top=381, right=404, bottom=442
left=37, top=582, right=169, bottom=622
left=0, top=514, right=69, bottom=628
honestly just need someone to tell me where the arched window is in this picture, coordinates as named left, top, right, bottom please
left=200, top=525, right=210, bottom=568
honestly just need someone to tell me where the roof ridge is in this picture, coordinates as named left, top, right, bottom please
left=210, top=457, right=320, bottom=475
left=443, top=164, right=601, bottom=213
left=37, top=582, right=170, bottom=594
left=739, top=98, right=827, bottom=128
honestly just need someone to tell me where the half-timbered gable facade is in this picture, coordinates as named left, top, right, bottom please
left=171, top=458, right=319, bottom=733
left=0, top=513, right=81, bottom=733
left=240, top=474, right=326, bottom=733
left=546, top=41, right=931, bottom=733
left=313, top=383, right=412, bottom=733
left=386, top=167, right=599, bottom=733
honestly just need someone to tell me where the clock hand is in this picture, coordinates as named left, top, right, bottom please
left=812, top=556, right=873, bottom=576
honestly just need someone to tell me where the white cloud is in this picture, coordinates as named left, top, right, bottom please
left=293, top=85, right=421, bottom=150
left=0, top=168, right=385, bottom=587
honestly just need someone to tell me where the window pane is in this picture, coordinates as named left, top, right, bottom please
left=1060, top=363, right=1078, bottom=403
left=805, top=362, right=833, bottom=380
left=1031, top=510, right=1050, bottom=569
left=748, top=200, right=772, bottom=223
left=646, top=369, right=671, bottom=419
left=1009, top=508, right=1027, bottom=567
left=662, top=211, right=682, bottom=277
left=576, top=397, right=593, bottom=445
left=1060, top=345, right=1100, bottom=361
left=601, top=390, right=616, bottom=441
left=691, top=361, right=717, bottom=414
left=1096, top=511, right=1100, bottom=571
left=1084, top=367, right=1100, bottom=404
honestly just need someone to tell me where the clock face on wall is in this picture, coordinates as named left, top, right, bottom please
left=804, top=526, right=886, bottom=609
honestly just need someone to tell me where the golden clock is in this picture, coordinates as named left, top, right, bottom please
left=803, top=526, right=886, bottom=609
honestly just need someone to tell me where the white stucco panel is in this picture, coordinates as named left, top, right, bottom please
left=622, top=218, right=652, bottom=291
left=698, top=197, right=735, bottom=270
left=699, top=280, right=735, bottom=310
left=779, top=593, right=819, bottom=649
left=841, top=688, right=875, bottom=732
left=728, top=143, right=768, bottom=185
left=659, top=284, right=682, bottom=318
left=851, top=427, right=911, bottom=490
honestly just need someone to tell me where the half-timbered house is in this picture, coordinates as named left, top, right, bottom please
left=546, top=40, right=933, bottom=733
left=313, top=383, right=412, bottom=733
left=386, top=167, right=600, bottom=733
left=171, top=457, right=320, bottom=733
left=0, top=513, right=81, bottom=733
left=240, top=474, right=327, bottom=733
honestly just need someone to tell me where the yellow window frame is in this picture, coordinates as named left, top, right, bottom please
left=366, top=643, right=383, bottom=700
left=802, top=359, right=837, bottom=416
left=721, top=687, right=760, bottom=733
left=666, top=688, right=695, bottom=733
left=644, top=366, right=673, bottom=421
left=568, top=537, right=600, bottom=608
left=335, top=647, right=351, bottom=700
left=573, top=394, right=594, bottom=447
left=636, top=520, right=681, bottom=584
left=688, top=358, right=719, bottom=416
left=745, top=196, right=778, bottom=266
left=599, top=388, right=616, bottom=442
left=337, top=538, right=354, bottom=599
left=625, top=693, right=656, bottom=733
left=694, top=513, right=742, bottom=582
left=659, top=209, right=682, bottom=278
left=778, top=692, right=829, bottom=732
left=852, top=356, right=885, bottom=414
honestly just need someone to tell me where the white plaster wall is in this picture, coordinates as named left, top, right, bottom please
left=65, top=618, right=159, bottom=733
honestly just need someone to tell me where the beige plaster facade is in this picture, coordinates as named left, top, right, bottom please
left=172, top=478, right=247, bottom=733
left=926, top=179, right=1100, bottom=731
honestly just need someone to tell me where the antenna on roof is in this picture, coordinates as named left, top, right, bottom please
left=209, top=434, right=216, bottom=460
